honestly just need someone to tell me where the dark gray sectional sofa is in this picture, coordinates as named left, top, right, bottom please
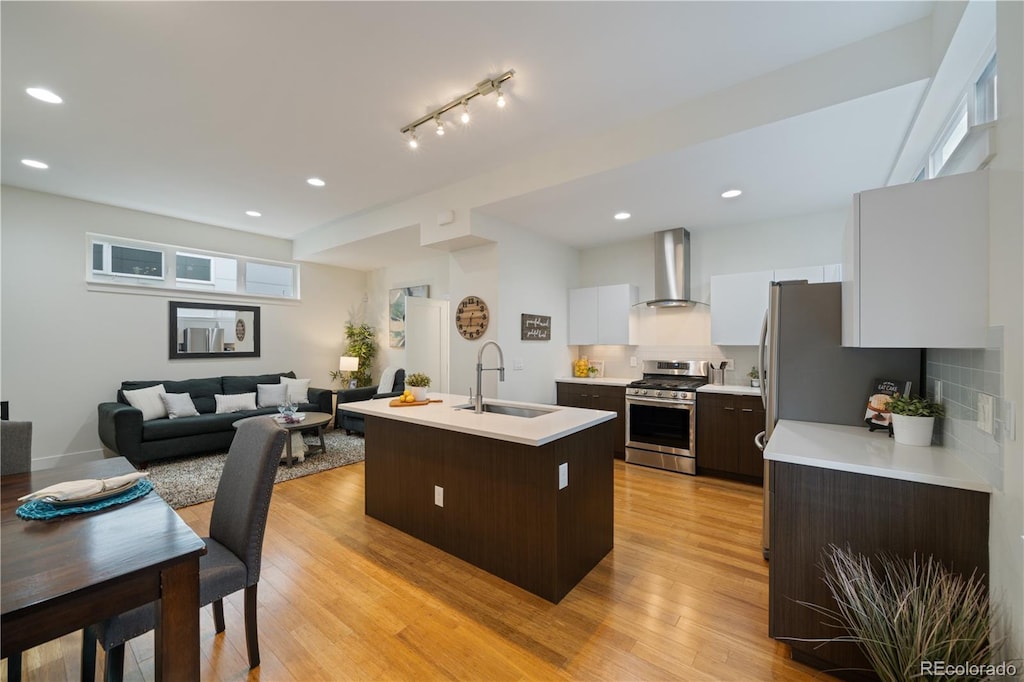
left=98, top=371, right=332, bottom=466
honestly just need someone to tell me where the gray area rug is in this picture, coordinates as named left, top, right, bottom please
left=145, top=430, right=365, bottom=509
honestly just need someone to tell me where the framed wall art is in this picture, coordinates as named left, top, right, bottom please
left=389, top=284, right=429, bottom=347
left=521, top=313, right=551, bottom=341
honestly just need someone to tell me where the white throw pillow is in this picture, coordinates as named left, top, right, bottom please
left=215, top=392, right=257, bottom=414
left=123, top=384, right=168, bottom=421
left=160, top=392, right=200, bottom=419
left=257, top=383, right=288, bottom=408
left=280, top=377, right=310, bottom=404
left=377, top=367, right=397, bottom=394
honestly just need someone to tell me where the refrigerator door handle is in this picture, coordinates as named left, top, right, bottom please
left=754, top=430, right=766, bottom=452
left=758, top=309, right=768, bottom=410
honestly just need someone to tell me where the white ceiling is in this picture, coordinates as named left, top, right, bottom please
left=1, top=1, right=935, bottom=266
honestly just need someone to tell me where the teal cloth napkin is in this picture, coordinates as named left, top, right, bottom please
left=16, top=480, right=154, bottom=520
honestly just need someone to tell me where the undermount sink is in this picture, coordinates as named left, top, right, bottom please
left=453, top=403, right=555, bottom=418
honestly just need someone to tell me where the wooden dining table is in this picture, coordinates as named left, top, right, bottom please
left=1, top=457, right=206, bottom=681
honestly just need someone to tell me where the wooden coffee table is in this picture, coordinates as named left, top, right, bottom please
left=234, top=412, right=332, bottom=467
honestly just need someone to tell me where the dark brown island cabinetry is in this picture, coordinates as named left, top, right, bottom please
left=769, top=460, right=990, bottom=677
left=364, top=415, right=614, bottom=603
left=696, top=392, right=765, bottom=482
left=556, top=382, right=626, bottom=457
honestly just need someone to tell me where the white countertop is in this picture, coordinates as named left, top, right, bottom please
left=698, top=384, right=762, bottom=396
left=556, top=376, right=633, bottom=386
left=340, top=393, right=616, bottom=447
left=764, top=420, right=991, bottom=493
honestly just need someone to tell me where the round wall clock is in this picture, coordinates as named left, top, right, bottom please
left=455, top=296, right=489, bottom=340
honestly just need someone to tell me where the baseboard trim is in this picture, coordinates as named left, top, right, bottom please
left=31, top=448, right=107, bottom=471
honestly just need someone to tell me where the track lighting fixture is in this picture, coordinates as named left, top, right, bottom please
left=400, top=69, right=514, bottom=148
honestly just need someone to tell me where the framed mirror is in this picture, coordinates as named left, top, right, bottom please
left=169, top=301, right=260, bottom=359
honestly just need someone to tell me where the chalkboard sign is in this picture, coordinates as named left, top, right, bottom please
left=521, top=314, right=551, bottom=341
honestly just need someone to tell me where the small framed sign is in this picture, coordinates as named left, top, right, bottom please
left=521, top=314, right=551, bottom=341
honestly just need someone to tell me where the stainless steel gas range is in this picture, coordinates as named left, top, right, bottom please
left=625, top=360, right=709, bottom=475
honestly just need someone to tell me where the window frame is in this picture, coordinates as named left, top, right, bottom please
left=86, top=233, right=300, bottom=301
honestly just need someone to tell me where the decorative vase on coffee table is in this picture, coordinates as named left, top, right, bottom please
left=891, top=414, right=935, bottom=446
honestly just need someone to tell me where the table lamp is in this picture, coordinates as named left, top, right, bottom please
left=338, top=356, right=360, bottom=388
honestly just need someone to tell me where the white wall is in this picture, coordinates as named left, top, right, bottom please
left=986, top=0, right=1023, bottom=660
left=0, top=186, right=366, bottom=467
left=488, top=216, right=578, bottom=405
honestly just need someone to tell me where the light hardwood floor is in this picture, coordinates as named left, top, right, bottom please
left=9, top=458, right=833, bottom=681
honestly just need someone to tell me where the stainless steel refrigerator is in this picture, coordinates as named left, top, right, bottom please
left=755, top=281, right=921, bottom=559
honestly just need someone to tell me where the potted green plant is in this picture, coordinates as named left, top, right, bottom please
left=341, top=322, right=377, bottom=388
left=805, top=544, right=999, bottom=682
left=747, top=366, right=760, bottom=388
left=406, top=372, right=431, bottom=402
left=885, top=394, right=944, bottom=446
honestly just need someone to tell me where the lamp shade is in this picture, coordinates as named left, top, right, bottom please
left=339, top=356, right=360, bottom=372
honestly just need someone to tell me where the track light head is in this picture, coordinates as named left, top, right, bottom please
left=496, top=87, right=506, bottom=108
left=407, top=131, right=419, bottom=149
left=460, top=102, right=471, bottom=124
left=434, top=117, right=445, bottom=136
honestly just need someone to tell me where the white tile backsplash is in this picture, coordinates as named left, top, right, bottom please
left=926, top=326, right=1004, bottom=489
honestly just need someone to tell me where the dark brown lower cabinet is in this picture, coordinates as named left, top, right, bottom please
left=556, top=382, right=626, bottom=458
left=769, top=461, right=989, bottom=679
left=364, top=415, right=615, bottom=603
left=696, top=392, right=765, bottom=482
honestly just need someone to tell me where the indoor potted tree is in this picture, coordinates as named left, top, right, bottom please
left=747, top=366, right=760, bottom=388
left=885, top=394, right=944, bottom=446
left=405, top=372, right=431, bottom=402
left=342, top=322, right=378, bottom=388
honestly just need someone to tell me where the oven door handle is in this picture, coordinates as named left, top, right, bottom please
left=626, top=398, right=694, bottom=409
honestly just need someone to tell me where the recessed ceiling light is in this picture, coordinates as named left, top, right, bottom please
left=721, top=189, right=743, bottom=199
left=245, top=210, right=262, bottom=217
left=21, top=159, right=48, bottom=169
left=614, top=212, right=631, bottom=220
left=26, top=87, right=62, bottom=104
left=307, top=177, right=326, bottom=187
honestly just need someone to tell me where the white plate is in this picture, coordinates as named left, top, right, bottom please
left=43, top=481, right=140, bottom=507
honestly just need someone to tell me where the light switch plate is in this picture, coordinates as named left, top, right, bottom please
left=434, top=485, right=444, bottom=507
left=977, top=393, right=994, bottom=434
left=558, top=463, right=568, bottom=490
left=629, top=356, right=638, bottom=367
left=513, top=359, right=524, bottom=371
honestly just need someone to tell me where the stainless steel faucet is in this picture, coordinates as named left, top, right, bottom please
left=475, top=341, right=505, bottom=413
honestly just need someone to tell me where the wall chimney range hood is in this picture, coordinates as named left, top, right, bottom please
left=643, top=228, right=695, bottom=307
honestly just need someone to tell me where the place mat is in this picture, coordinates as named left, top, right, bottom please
left=16, top=480, right=154, bottom=520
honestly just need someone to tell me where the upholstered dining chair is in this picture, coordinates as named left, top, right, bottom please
left=1, top=420, right=31, bottom=682
left=80, top=417, right=287, bottom=682
left=0, top=420, right=32, bottom=476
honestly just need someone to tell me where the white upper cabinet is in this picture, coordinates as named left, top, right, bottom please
left=710, top=270, right=773, bottom=346
left=842, top=170, right=988, bottom=348
left=710, top=265, right=842, bottom=345
left=568, top=284, right=638, bottom=345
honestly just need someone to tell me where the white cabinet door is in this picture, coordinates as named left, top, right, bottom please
left=843, top=170, right=988, bottom=348
left=774, top=266, right=824, bottom=284
left=710, top=270, right=774, bottom=345
left=568, top=287, right=598, bottom=345
left=597, top=284, right=637, bottom=344
left=568, top=284, right=637, bottom=345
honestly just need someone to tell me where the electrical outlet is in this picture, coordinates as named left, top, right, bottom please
left=629, top=356, right=638, bottom=367
left=434, top=485, right=444, bottom=507
left=722, top=359, right=734, bottom=371
left=977, top=393, right=994, bottom=434
left=513, top=359, right=524, bottom=371
left=558, top=462, right=568, bottom=490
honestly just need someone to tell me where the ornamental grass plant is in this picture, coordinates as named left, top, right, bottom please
left=804, top=545, right=999, bottom=682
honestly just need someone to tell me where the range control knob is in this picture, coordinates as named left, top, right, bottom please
left=639, top=389, right=648, bottom=396
left=656, top=390, right=665, bottom=398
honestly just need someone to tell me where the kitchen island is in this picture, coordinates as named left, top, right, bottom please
left=341, top=393, right=616, bottom=603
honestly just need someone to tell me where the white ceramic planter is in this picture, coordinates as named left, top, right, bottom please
left=891, top=414, right=935, bottom=446
left=410, top=386, right=429, bottom=402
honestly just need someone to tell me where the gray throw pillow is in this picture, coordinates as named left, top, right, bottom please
left=257, top=383, right=288, bottom=408
left=159, top=392, right=200, bottom=419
